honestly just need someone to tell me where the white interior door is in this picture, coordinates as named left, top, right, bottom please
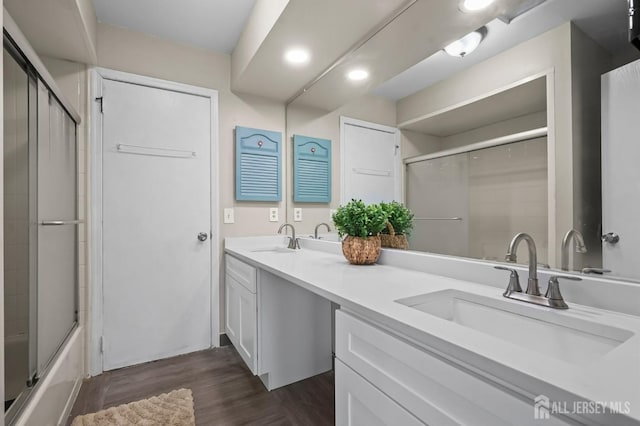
left=602, top=60, right=640, bottom=281
left=101, top=77, right=213, bottom=370
left=341, top=117, right=401, bottom=204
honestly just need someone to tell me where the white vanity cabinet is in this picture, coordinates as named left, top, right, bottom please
left=224, top=254, right=258, bottom=373
left=336, top=359, right=426, bottom=426
left=225, top=254, right=333, bottom=390
left=335, top=310, right=574, bottom=426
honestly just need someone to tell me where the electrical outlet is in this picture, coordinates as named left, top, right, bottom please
left=329, top=209, right=337, bottom=222
left=294, top=208, right=302, bottom=222
left=223, top=208, right=235, bottom=224
left=269, top=208, right=279, bottom=222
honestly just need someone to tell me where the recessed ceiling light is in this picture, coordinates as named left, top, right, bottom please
left=284, top=48, right=310, bottom=65
left=460, top=0, right=495, bottom=12
left=347, top=69, right=369, bottom=81
left=444, top=28, right=486, bottom=57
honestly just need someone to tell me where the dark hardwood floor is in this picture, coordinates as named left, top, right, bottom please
left=67, top=346, right=335, bottom=425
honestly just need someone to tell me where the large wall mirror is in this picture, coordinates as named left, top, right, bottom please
left=283, top=0, right=640, bottom=284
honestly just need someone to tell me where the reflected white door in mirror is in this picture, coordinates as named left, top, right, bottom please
left=340, top=117, right=402, bottom=204
left=602, top=59, right=640, bottom=282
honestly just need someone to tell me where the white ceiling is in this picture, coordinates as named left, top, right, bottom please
left=374, top=0, right=637, bottom=100
left=90, top=0, right=638, bottom=103
left=231, top=0, right=410, bottom=101
left=92, top=0, right=257, bottom=53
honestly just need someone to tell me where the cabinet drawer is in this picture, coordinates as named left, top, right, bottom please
left=226, top=254, right=257, bottom=293
left=336, top=359, right=426, bottom=426
left=336, top=310, right=572, bottom=426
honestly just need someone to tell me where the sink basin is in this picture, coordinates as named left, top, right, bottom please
left=395, top=290, right=633, bottom=364
left=250, top=247, right=296, bottom=254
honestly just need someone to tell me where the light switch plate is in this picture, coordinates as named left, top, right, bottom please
left=294, top=208, right=302, bottom=222
left=223, top=208, right=235, bottom=224
left=269, top=208, right=279, bottom=222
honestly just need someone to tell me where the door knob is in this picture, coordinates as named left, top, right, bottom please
left=197, top=232, right=209, bottom=242
left=601, top=233, right=620, bottom=244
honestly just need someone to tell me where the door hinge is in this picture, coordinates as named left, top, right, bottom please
left=96, top=96, right=104, bottom=113
left=100, top=336, right=105, bottom=353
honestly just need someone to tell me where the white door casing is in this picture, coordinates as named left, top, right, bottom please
left=602, top=60, right=640, bottom=281
left=90, top=69, right=219, bottom=374
left=340, top=116, right=402, bottom=205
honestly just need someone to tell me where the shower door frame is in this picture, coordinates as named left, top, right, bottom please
left=3, top=29, right=81, bottom=424
left=89, top=68, right=221, bottom=376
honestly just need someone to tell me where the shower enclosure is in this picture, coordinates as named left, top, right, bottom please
left=3, top=34, right=78, bottom=421
left=406, top=135, right=548, bottom=265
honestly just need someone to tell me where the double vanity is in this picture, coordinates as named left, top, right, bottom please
left=224, top=235, right=640, bottom=426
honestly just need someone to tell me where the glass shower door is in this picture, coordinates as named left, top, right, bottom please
left=4, top=36, right=79, bottom=420
left=3, top=40, right=37, bottom=411
left=406, top=138, right=548, bottom=264
left=36, top=80, right=78, bottom=373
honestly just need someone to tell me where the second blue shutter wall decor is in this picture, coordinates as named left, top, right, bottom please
left=235, top=126, right=282, bottom=201
left=293, top=135, right=331, bottom=203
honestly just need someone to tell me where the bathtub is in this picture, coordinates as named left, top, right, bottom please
left=13, top=327, right=83, bottom=426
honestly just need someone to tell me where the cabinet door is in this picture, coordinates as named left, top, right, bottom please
left=336, top=360, right=426, bottom=426
left=225, top=273, right=257, bottom=373
left=336, top=310, right=575, bottom=426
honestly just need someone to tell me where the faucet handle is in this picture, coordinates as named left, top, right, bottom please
left=494, top=266, right=522, bottom=294
left=545, top=275, right=581, bottom=309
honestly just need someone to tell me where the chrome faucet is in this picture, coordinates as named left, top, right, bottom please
left=495, top=265, right=581, bottom=309
left=561, top=229, right=587, bottom=271
left=499, top=232, right=581, bottom=309
left=314, top=223, right=331, bottom=239
left=278, top=223, right=300, bottom=249
left=505, top=232, right=540, bottom=296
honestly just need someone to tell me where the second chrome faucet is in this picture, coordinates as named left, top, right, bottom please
left=561, top=229, right=587, bottom=272
left=314, top=223, right=331, bottom=239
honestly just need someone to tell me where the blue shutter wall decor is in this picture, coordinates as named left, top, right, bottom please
left=293, top=135, right=331, bottom=203
left=235, top=126, right=282, bottom=201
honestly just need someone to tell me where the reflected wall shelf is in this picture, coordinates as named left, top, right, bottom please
left=398, top=76, right=547, bottom=137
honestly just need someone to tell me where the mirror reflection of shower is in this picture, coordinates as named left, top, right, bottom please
left=406, top=135, right=548, bottom=265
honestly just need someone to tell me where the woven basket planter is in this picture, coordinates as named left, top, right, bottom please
left=380, top=222, right=409, bottom=250
left=342, top=235, right=381, bottom=265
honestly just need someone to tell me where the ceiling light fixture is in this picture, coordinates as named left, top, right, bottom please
left=284, top=48, right=310, bottom=65
left=444, top=27, right=486, bottom=57
left=460, top=0, right=495, bottom=12
left=347, top=69, right=369, bottom=81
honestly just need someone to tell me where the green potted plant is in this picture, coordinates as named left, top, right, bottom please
left=379, top=201, right=414, bottom=250
left=332, top=200, right=388, bottom=264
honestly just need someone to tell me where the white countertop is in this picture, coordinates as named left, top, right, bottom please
left=225, top=236, right=640, bottom=425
